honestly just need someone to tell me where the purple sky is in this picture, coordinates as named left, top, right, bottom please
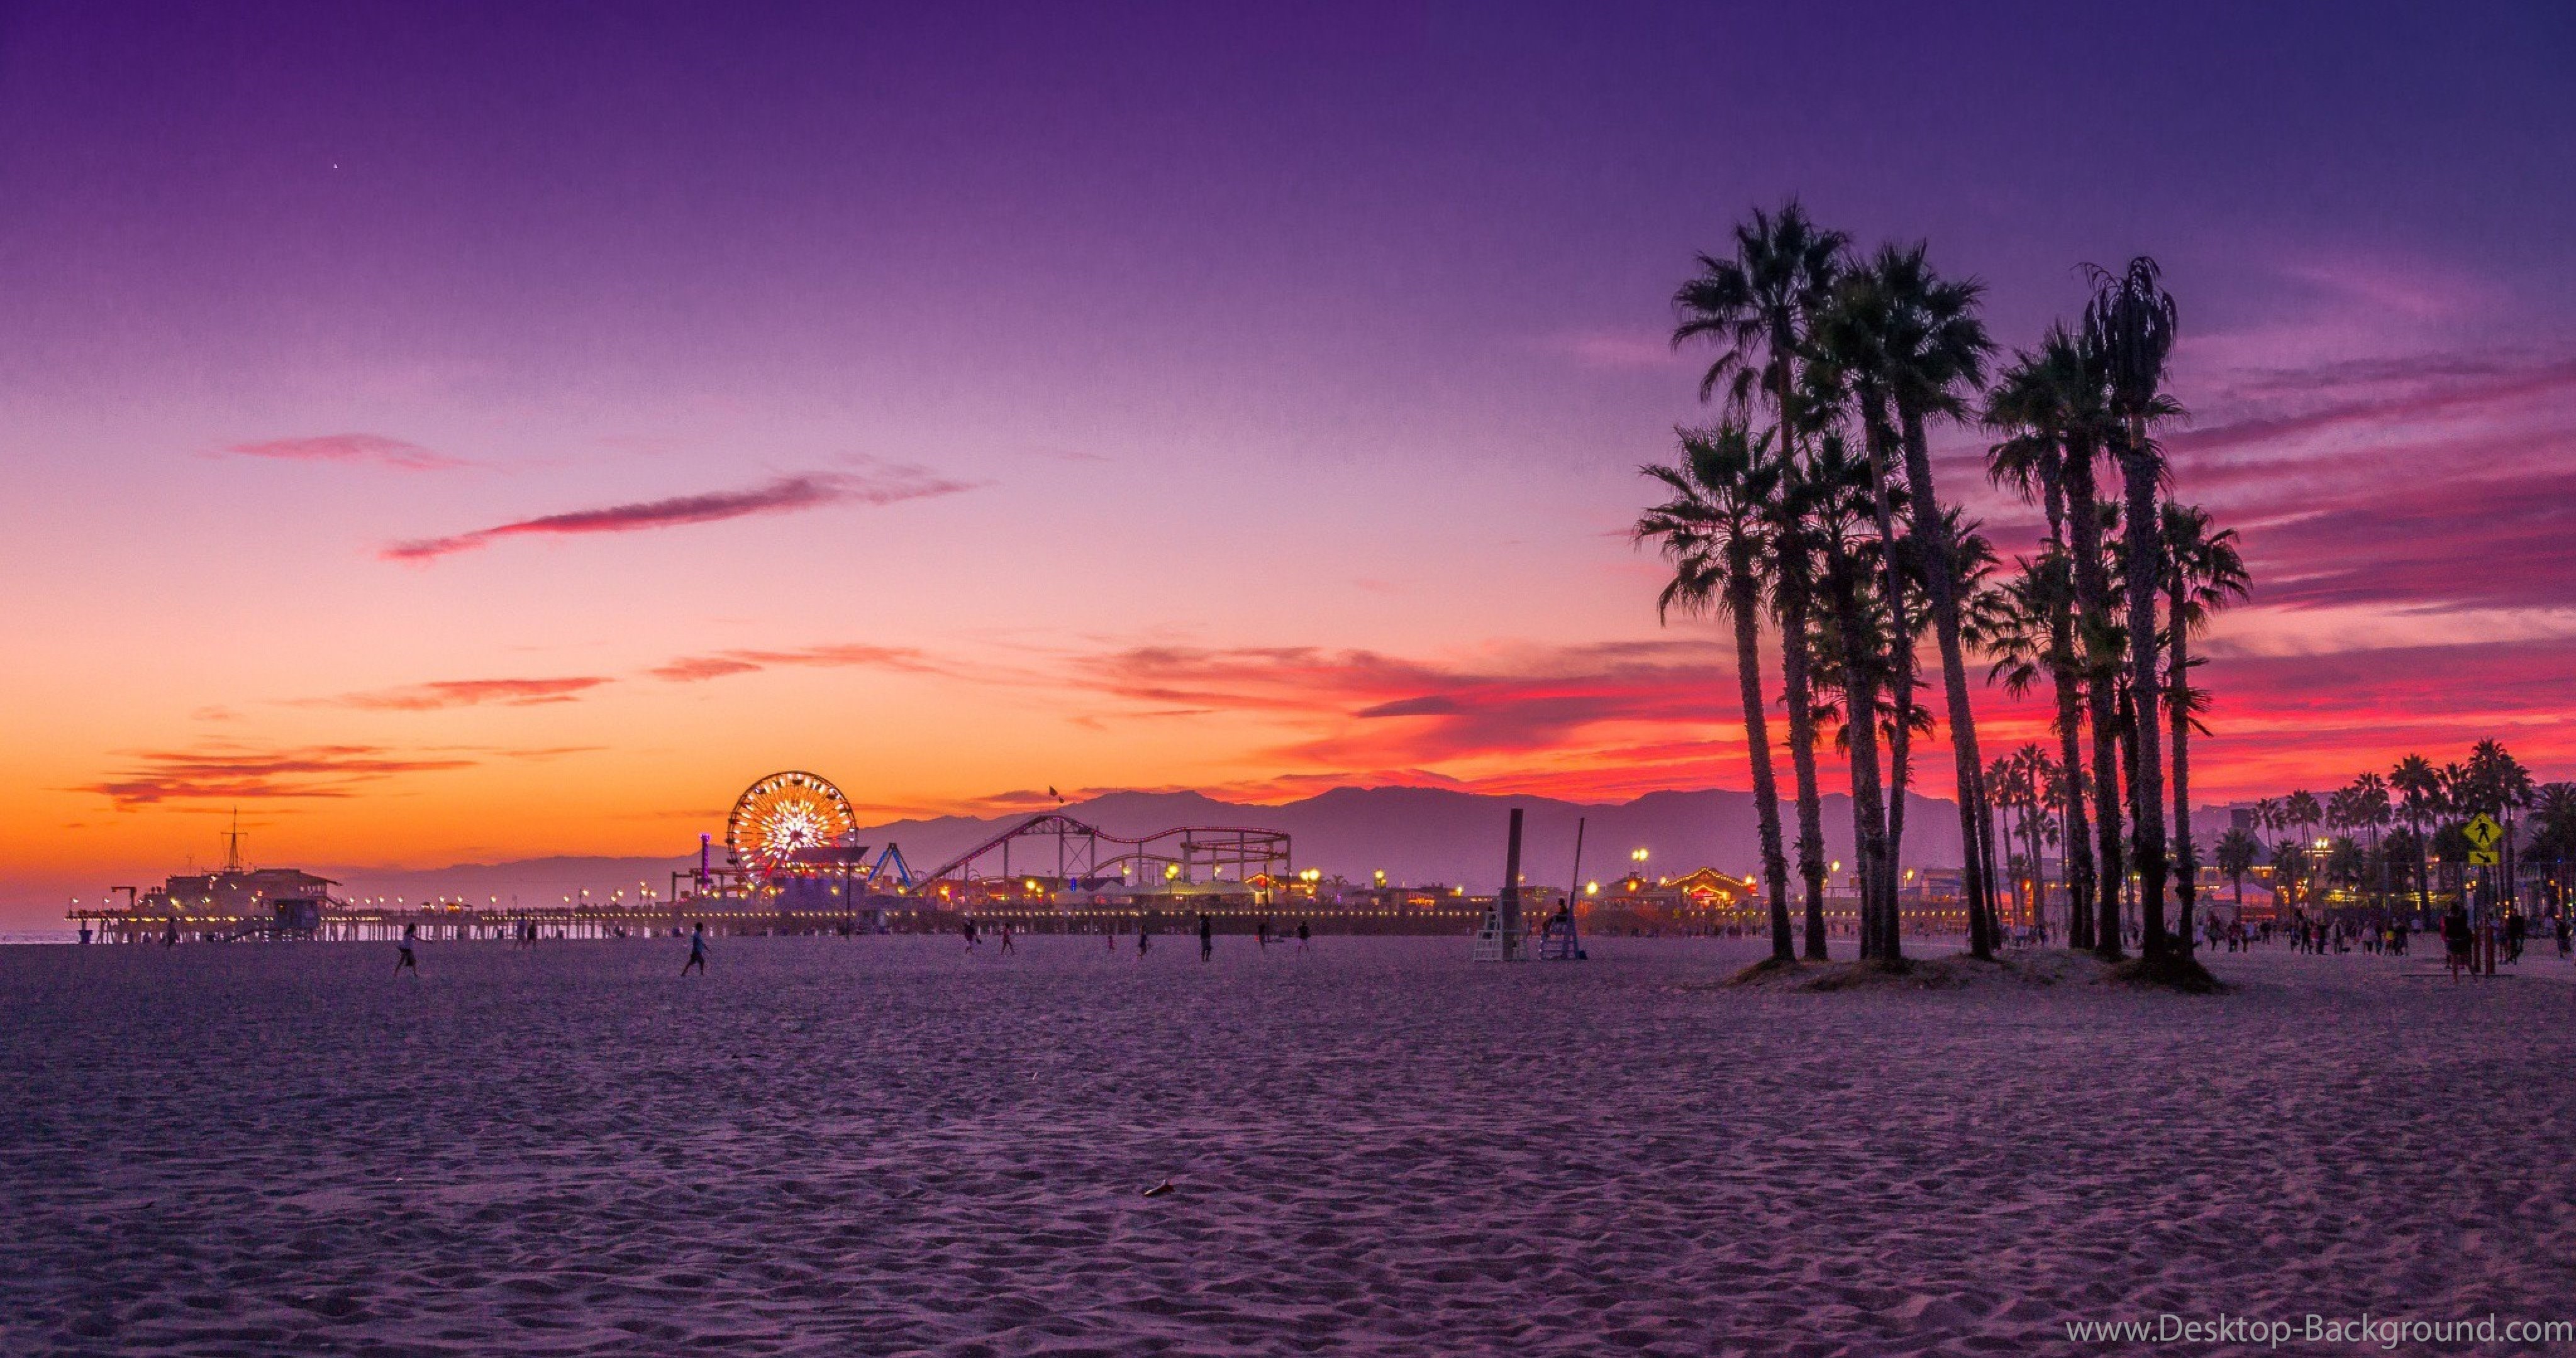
left=4, top=1, right=2572, bottom=910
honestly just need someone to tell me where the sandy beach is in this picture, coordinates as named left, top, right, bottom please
left=6, top=935, right=2573, bottom=1355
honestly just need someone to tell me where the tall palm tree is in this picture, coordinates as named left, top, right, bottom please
left=1824, top=243, right=2001, bottom=958
left=1674, top=202, right=1846, bottom=959
left=1804, top=431, right=1900, bottom=958
left=2160, top=502, right=2248, bottom=949
left=2019, top=327, right=2126, bottom=957
left=2390, top=754, right=2443, bottom=923
left=1636, top=421, right=1796, bottom=962
left=2344, top=771, right=2393, bottom=913
left=1985, top=345, right=2099, bottom=948
left=2214, top=826, right=2259, bottom=907
left=2084, top=258, right=2184, bottom=959
left=1767, top=466, right=1835, bottom=959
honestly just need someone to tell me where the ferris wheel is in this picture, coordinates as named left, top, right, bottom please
left=726, top=771, right=858, bottom=877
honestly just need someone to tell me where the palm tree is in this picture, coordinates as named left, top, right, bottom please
left=1767, top=465, right=1834, bottom=959
left=1968, top=566, right=2084, bottom=942
left=2160, top=502, right=2248, bottom=950
left=2015, top=326, right=2126, bottom=958
left=2284, top=788, right=2324, bottom=910
left=1824, top=243, right=2001, bottom=958
left=2390, top=754, right=2441, bottom=921
left=2084, top=257, right=2184, bottom=961
left=1674, top=202, right=1846, bottom=959
left=1804, top=431, right=1900, bottom=958
left=1636, top=421, right=1796, bottom=963
left=2343, top=772, right=2394, bottom=913
left=1985, top=345, right=2099, bottom=949
left=2529, top=782, right=2576, bottom=915
left=2214, top=826, right=2260, bottom=907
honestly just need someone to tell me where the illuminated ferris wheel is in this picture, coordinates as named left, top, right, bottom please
left=726, top=771, right=858, bottom=877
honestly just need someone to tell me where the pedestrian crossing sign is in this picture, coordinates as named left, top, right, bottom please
left=2464, top=813, right=2502, bottom=851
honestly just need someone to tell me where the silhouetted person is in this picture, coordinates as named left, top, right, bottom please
left=2441, top=904, right=2473, bottom=981
left=682, top=922, right=708, bottom=976
left=1257, top=917, right=1270, bottom=950
left=163, top=917, right=179, bottom=948
left=999, top=923, right=1016, bottom=955
left=394, top=922, right=419, bottom=977
left=1138, top=922, right=1152, bottom=958
left=1297, top=920, right=1311, bottom=951
left=1199, top=912, right=1213, bottom=963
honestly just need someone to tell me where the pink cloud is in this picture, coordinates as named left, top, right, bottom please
left=320, top=676, right=616, bottom=710
left=224, top=433, right=470, bottom=471
left=80, top=744, right=480, bottom=807
left=647, top=643, right=942, bottom=683
left=384, top=467, right=972, bottom=561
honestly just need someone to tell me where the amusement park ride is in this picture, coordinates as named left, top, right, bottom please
left=675, top=771, right=1297, bottom=928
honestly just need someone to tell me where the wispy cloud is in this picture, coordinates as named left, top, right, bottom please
left=1535, top=328, right=1692, bottom=372
left=1068, top=639, right=1734, bottom=767
left=384, top=466, right=974, bottom=561
left=647, top=643, right=944, bottom=683
left=316, top=676, right=616, bottom=710
left=81, top=744, right=480, bottom=807
left=224, top=433, right=471, bottom=472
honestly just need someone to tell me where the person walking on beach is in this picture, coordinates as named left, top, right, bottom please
left=394, top=922, right=419, bottom=977
left=999, top=923, right=1016, bottom=956
left=1296, top=920, right=1311, bottom=951
left=1137, top=921, right=1152, bottom=958
left=961, top=917, right=979, bottom=952
left=2556, top=912, right=2571, bottom=961
left=682, top=922, right=708, bottom=976
left=163, top=916, right=179, bottom=947
left=1257, top=917, right=1270, bottom=951
left=1199, top=912, right=1214, bottom=963
left=2441, top=903, right=2473, bottom=981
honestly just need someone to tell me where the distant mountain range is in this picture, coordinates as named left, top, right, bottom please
left=318, top=785, right=1985, bottom=904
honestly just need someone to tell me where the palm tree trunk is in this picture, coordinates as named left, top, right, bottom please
left=1982, top=788, right=2005, bottom=942
left=1861, top=410, right=1918, bottom=938
left=2040, top=478, right=2097, bottom=947
left=2119, top=682, right=2143, bottom=950
left=2051, top=629, right=2096, bottom=947
left=2063, top=441, right=2124, bottom=960
left=1822, top=541, right=1896, bottom=960
left=2168, top=579, right=2198, bottom=952
left=2119, top=434, right=2170, bottom=958
left=1726, top=549, right=1795, bottom=963
left=1898, top=409, right=1994, bottom=958
left=1777, top=581, right=1831, bottom=960
left=2412, top=814, right=2430, bottom=922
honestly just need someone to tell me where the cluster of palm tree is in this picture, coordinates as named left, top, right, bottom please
left=1635, top=202, right=2253, bottom=971
left=2217, top=742, right=2570, bottom=921
left=1968, top=273, right=2255, bottom=967
left=1987, top=744, right=2064, bottom=930
left=1636, top=204, right=1999, bottom=966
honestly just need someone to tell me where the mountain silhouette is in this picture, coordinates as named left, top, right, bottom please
left=319, top=784, right=1977, bottom=903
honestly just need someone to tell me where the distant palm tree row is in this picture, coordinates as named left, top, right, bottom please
left=2211, top=741, right=2575, bottom=921
left=1636, top=201, right=2248, bottom=971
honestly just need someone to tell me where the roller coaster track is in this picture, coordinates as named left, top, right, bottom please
left=919, top=812, right=1290, bottom=887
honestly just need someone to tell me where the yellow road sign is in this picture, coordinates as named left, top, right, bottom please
left=2470, top=847, right=2501, bottom=866
left=2463, top=814, right=2502, bottom=850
